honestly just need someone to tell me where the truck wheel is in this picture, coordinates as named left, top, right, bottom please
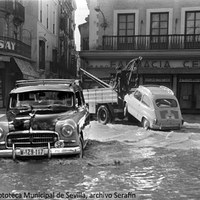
left=97, top=105, right=110, bottom=124
left=142, top=118, right=150, bottom=130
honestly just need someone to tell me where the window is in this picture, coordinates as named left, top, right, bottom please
left=51, top=49, right=57, bottom=73
left=10, top=91, right=74, bottom=109
left=142, top=95, right=151, bottom=107
left=39, top=40, right=45, bottom=70
left=155, top=98, right=177, bottom=108
left=117, top=14, right=135, bottom=50
left=53, top=11, right=55, bottom=34
left=150, top=12, right=169, bottom=49
left=185, top=11, right=200, bottom=48
left=134, top=90, right=142, bottom=101
left=185, top=11, right=200, bottom=35
left=75, top=92, right=83, bottom=107
left=39, top=0, right=42, bottom=22
left=118, top=14, right=135, bottom=36
left=46, top=4, right=49, bottom=29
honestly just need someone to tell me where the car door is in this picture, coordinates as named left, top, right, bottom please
left=127, top=90, right=142, bottom=120
left=140, top=94, right=154, bottom=122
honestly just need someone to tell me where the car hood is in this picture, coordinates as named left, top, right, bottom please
left=6, top=109, right=76, bottom=131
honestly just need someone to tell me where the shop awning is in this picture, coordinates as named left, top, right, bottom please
left=14, top=58, right=39, bottom=79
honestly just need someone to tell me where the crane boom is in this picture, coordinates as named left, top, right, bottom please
left=80, top=68, right=112, bottom=88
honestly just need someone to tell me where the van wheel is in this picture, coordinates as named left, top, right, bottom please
left=142, top=118, right=150, bottom=130
left=97, top=105, right=110, bottom=124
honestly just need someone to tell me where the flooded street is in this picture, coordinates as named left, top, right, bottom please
left=1, top=116, right=200, bottom=200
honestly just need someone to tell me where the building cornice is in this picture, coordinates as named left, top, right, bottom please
left=79, top=50, right=200, bottom=60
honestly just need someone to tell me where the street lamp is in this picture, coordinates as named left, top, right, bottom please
left=94, top=6, right=107, bottom=32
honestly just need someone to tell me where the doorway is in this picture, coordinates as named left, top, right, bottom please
left=179, top=81, right=200, bottom=111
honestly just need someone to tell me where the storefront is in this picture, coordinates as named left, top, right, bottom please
left=82, top=58, right=200, bottom=114
left=0, top=56, right=39, bottom=108
left=143, top=75, right=172, bottom=89
left=178, top=75, right=200, bottom=113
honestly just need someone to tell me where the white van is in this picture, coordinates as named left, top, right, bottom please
left=124, top=85, right=184, bottom=130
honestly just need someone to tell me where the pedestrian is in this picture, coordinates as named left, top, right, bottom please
left=113, top=65, right=122, bottom=92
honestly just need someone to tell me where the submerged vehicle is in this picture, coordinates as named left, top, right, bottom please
left=124, top=85, right=184, bottom=130
left=81, top=57, right=142, bottom=124
left=0, top=79, right=90, bottom=159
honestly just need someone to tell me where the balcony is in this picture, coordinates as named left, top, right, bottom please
left=102, top=34, right=200, bottom=50
left=13, top=1, right=25, bottom=25
left=0, top=0, right=13, bottom=14
left=0, top=36, right=31, bottom=59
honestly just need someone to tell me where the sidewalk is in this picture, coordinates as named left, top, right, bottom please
left=183, top=114, right=200, bottom=123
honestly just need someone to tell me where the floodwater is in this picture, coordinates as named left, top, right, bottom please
left=0, top=116, right=200, bottom=200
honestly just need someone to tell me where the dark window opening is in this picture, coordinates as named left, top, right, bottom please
left=39, top=40, right=45, bottom=70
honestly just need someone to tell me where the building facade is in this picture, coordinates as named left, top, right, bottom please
left=79, top=0, right=200, bottom=113
left=0, top=0, right=77, bottom=108
left=58, top=0, right=77, bottom=78
left=0, top=0, right=39, bottom=108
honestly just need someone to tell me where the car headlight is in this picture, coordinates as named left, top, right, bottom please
left=61, top=124, right=74, bottom=137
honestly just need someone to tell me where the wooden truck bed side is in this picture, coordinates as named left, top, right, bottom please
left=83, top=88, right=118, bottom=113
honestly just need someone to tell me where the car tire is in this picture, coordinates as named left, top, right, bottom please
left=142, top=118, right=150, bottom=130
left=97, top=105, right=110, bottom=124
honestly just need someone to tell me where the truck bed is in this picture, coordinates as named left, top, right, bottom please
left=83, top=88, right=118, bottom=104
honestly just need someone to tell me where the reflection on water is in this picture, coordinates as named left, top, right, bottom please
left=0, top=142, right=200, bottom=200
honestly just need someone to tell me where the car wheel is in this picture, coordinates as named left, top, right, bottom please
left=77, top=136, right=84, bottom=158
left=142, top=118, right=150, bottom=130
left=97, top=105, right=110, bottom=124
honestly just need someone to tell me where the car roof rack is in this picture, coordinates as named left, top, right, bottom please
left=15, top=79, right=79, bottom=88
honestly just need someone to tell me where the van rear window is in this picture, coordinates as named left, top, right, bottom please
left=155, top=98, right=177, bottom=108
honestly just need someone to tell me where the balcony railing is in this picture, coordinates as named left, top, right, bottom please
left=0, top=1, right=24, bottom=25
left=0, top=0, right=13, bottom=14
left=102, top=34, right=200, bottom=50
left=0, top=36, right=31, bottom=59
left=13, top=1, right=25, bottom=24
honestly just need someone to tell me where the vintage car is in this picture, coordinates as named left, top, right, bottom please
left=0, top=79, right=90, bottom=159
left=124, top=85, right=184, bottom=130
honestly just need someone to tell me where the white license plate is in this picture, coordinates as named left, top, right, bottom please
left=20, top=148, right=44, bottom=156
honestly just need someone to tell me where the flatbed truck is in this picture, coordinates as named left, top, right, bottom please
left=81, top=57, right=142, bottom=124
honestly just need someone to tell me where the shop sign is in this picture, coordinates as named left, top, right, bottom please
left=145, top=78, right=170, bottom=82
left=88, top=60, right=200, bottom=69
left=0, top=40, right=16, bottom=51
left=179, top=79, right=200, bottom=82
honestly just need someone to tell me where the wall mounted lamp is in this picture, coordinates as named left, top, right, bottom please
left=94, top=6, right=108, bottom=31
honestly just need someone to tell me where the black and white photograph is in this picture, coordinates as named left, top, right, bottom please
left=0, top=0, right=200, bottom=199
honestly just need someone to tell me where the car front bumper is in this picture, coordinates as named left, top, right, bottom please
left=0, top=145, right=81, bottom=159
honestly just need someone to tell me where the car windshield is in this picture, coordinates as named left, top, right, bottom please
left=9, top=91, right=74, bottom=110
left=155, top=98, right=177, bottom=108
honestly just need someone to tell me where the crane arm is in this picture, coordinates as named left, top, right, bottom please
left=80, top=68, right=112, bottom=88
